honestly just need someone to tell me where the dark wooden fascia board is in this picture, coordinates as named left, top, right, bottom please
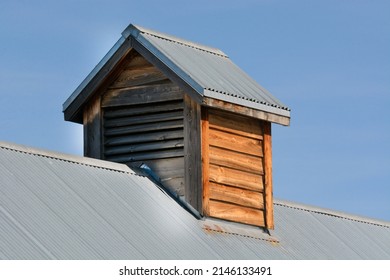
left=63, top=37, right=133, bottom=123
left=202, top=97, right=290, bottom=126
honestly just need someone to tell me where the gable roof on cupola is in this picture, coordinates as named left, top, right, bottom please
left=63, top=24, right=290, bottom=125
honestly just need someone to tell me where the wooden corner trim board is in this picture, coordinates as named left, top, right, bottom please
left=201, top=109, right=210, bottom=216
left=263, top=122, right=274, bottom=229
left=184, top=94, right=202, bottom=211
left=83, top=95, right=102, bottom=159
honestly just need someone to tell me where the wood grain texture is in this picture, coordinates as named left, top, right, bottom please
left=102, top=83, right=183, bottom=107
left=104, top=100, right=183, bottom=119
left=209, top=146, right=263, bottom=174
left=184, top=94, right=202, bottom=210
left=201, top=109, right=210, bottom=216
left=263, top=122, right=274, bottom=229
left=104, top=120, right=183, bottom=138
left=203, top=97, right=290, bottom=126
left=104, top=139, right=184, bottom=156
left=209, top=128, right=263, bottom=157
left=208, top=109, right=263, bottom=140
left=209, top=182, right=264, bottom=209
left=109, top=66, right=167, bottom=89
left=104, top=110, right=183, bottom=128
left=208, top=200, right=265, bottom=227
left=105, top=128, right=183, bottom=146
left=124, top=51, right=152, bottom=69
left=83, top=95, right=102, bottom=159
left=209, top=164, right=263, bottom=191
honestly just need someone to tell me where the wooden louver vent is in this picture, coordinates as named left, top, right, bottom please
left=100, top=52, right=187, bottom=196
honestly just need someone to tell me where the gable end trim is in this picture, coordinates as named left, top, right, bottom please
left=63, top=37, right=133, bottom=123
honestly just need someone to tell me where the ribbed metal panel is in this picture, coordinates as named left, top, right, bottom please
left=134, top=29, right=290, bottom=117
left=1, top=141, right=389, bottom=260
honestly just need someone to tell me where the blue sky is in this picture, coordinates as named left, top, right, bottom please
left=1, top=0, right=389, bottom=222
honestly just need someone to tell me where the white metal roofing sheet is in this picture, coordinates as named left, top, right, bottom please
left=1, top=141, right=389, bottom=260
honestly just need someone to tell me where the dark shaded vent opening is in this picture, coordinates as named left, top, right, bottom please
left=103, top=100, right=184, bottom=162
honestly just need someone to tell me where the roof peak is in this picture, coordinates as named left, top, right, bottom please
left=122, top=24, right=228, bottom=57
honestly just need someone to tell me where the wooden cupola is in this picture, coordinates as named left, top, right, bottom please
left=63, top=24, right=290, bottom=229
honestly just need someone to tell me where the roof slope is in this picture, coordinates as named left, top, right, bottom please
left=1, top=141, right=389, bottom=260
left=63, top=24, right=290, bottom=124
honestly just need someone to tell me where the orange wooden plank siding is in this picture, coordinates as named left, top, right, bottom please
left=203, top=109, right=269, bottom=227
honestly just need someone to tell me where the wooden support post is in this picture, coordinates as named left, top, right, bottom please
left=201, top=109, right=210, bottom=216
left=263, top=122, right=274, bottom=229
left=83, top=95, right=102, bottom=159
left=184, top=94, right=202, bottom=211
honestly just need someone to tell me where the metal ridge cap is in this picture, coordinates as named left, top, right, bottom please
left=0, top=141, right=136, bottom=175
left=274, top=198, right=390, bottom=228
left=123, top=24, right=227, bottom=57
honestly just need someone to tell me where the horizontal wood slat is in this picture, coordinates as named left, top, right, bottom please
left=102, top=84, right=183, bottom=107
left=124, top=51, right=152, bottom=69
left=209, top=164, right=263, bottom=191
left=104, top=101, right=184, bottom=119
left=100, top=52, right=186, bottom=198
left=209, top=182, right=264, bottom=209
left=208, top=200, right=265, bottom=227
left=104, top=110, right=183, bottom=128
left=109, top=66, right=168, bottom=89
left=105, top=148, right=184, bottom=163
left=209, top=128, right=263, bottom=157
left=104, top=139, right=184, bottom=156
left=104, top=120, right=183, bottom=137
left=105, top=129, right=183, bottom=146
left=209, top=146, right=263, bottom=174
left=208, top=109, right=263, bottom=140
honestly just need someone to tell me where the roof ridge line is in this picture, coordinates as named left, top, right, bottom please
left=125, top=24, right=228, bottom=58
left=274, top=199, right=390, bottom=229
left=142, top=31, right=228, bottom=58
left=0, top=141, right=138, bottom=176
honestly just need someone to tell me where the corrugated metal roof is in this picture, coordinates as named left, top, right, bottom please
left=63, top=24, right=290, bottom=124
left=129, top=25, right=290, bottom=116
left=1, top=141, right=389, bottom=260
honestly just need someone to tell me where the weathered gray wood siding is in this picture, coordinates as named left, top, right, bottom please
left=101, top=52, right=186, bottom=195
